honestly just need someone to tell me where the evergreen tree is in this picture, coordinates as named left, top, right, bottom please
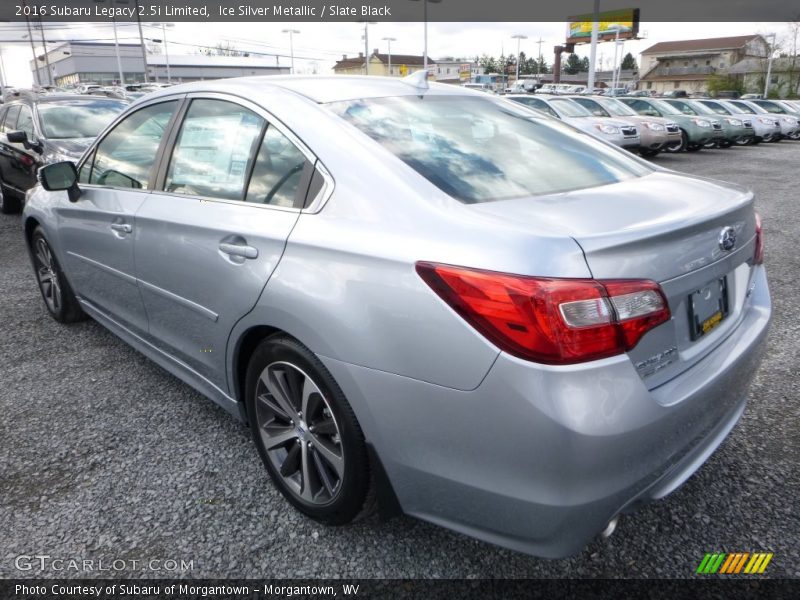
left=621, top=52, right=638, bottom=70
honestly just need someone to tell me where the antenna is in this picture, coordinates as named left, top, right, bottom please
left=401, top=68, right=430, bottom=90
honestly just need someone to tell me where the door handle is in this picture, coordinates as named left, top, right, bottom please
left=110, top=223, right=132, bottom=234
left=218, top=242, right=258, bottom=259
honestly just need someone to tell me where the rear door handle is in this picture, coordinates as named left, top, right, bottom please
left=110, top=223, right=132, bottom=234
left=218, top=242, right=258, bottom=259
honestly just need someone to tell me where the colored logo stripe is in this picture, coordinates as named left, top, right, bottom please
left=698, top=552, right=773, bottom=574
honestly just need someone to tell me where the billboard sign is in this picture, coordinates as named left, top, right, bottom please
left=567, top=8, right=640, bottom=44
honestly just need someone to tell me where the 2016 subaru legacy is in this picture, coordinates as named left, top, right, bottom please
left=23, top=74, right=771, bottom=558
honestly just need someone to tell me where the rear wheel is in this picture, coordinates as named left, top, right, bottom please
left=246, top=335, right=373, bottom=525
left=31, top=227, right=86, bottom=323
left=0, top=182, right=21, bottom=215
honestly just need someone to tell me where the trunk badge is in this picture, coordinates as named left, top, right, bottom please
left=718, top=227, right=736, bottom=252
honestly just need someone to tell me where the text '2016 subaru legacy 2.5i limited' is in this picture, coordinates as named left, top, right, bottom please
left=24, top=73, right=771, bottom=558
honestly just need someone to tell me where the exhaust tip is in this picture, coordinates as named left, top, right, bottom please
left=600, top=516, right=619, bottom=539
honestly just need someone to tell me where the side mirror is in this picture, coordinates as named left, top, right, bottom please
left=7, top=130, right=43, bottom=154
left=38, top=161, right=81, bottom=202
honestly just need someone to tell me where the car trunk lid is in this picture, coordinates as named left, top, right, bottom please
left=469, top=171, right=758, bottom=389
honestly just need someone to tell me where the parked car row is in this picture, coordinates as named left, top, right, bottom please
left=506, top=93, right=800, bottom=158
left=0, top=91, right=127, bottom=213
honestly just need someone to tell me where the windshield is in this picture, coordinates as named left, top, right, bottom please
left=570, top=98, right=610, bottom=117
left=754, top=101, right=786, bottom=114
left=548, top=98, right=594, bottom=118
left=39, top=99, right=127, bottom=139
left=328, top=95, right=651, bottom=204
left=598, top=98, right=637, bottom=117
left=651, top=100, right=683, bottom=116
left=699, top=101, right=730, bottom=115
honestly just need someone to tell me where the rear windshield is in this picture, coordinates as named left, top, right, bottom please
left=38, top=99, right=127, bottom=139
left=328, top=95, right=652, bottom=204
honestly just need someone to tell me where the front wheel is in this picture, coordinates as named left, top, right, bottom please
left=246, top=335, right=374, bottom=525
left=638, top=148, right=660, bottom=158
left=664, top=130, right=687, bottom=153
left=31, top=227, right=86, bottom=323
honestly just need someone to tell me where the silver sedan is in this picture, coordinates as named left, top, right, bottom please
left=23, top=75, right=771, bottom=558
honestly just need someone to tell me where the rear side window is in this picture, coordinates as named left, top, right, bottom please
left=90, top=101, right=177, bottom=189
left=164, top=99, right=264, bottom=200
left=330, top=95, right=651, bottom=204
left=245, top=126, right=310, bottom=207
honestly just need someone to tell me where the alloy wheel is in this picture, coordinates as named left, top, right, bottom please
left=255, top=361, right=345, bottom=505
left=34, top=237, right=62, bottom=314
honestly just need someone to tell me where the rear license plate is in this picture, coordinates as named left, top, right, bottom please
left=689, top=277, right=729, bottom=340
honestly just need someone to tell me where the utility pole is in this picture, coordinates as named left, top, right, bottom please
left=36, top=18, right=52, bottom=85
left=535, top=37, right=544, bottom=77
left=512, top=34, right=527, bottom=81
left=764, top=32, right=777, bottom=98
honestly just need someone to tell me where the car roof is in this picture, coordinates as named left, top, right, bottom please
left=140, top=75, right=481, bottom=105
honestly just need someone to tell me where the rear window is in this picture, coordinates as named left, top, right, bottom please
left=328, top=95, right=652, bottom=204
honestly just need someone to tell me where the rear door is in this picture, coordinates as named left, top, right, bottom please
left=134, top=94, right=315, bottom=392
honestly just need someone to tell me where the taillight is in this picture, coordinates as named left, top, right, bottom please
left=416, top=262, right=671, bottom=365
left=754, top=212, right=764, bottom=265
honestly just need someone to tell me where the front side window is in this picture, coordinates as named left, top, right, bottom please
left=330, top=95, right=652, bottom=204
left=90, top=101, right=177, bottom=189
left=165, top=99, right=264, bottom=200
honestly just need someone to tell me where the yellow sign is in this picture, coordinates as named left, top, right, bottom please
left=399, top=64, right=408, bottom=76
left=567, top=8, right=639, bottom=44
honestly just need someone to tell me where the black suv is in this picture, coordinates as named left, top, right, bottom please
left=0, top=92, right=126, bottom=213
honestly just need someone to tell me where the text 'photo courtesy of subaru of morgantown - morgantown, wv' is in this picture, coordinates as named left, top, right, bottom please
left=20, top=69, right=772, bottom=558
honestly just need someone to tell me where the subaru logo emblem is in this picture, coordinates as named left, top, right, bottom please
left=718, top=227, right=736, bottom=252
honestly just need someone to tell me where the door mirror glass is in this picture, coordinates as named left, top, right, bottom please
left=39, top=161, right=81, bottom=202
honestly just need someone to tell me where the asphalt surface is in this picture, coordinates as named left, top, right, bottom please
left=1, top=141, right=798, bottom=580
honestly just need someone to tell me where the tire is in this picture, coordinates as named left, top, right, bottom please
left=664, top=130, right=687, bottom=153
left=30, top=226, right=86, bottom=323
left=638, top=148, right=660, bottom=158
left=245, top=335, right=374, bottom=525
left=0, top=182, right=21, bottom=215
left=686, top=142, right=703, bottom=152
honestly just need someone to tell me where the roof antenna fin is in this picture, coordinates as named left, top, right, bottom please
left=401, top=69, right=430, bottom=91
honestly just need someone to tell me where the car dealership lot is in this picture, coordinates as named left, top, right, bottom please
left=1, top=142, right=798, bottom=579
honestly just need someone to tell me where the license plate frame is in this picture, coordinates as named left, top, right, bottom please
left=688, top=277, right=729, bottom=341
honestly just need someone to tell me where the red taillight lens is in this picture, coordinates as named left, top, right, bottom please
left=754, top=212, right=764, bottom=265
left=416, top=262, right=671, bottom=365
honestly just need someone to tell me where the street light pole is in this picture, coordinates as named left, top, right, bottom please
left=611, top=28, right=621, bottom=91
left=511, top=34, right=527, bottom=81
left=36, top=18, right=53, bottom=86
left=382, top=37, right=396, bottom=75
left=282, top=29, right=300, bottom=74
left=133, top=0, right=149, bottom=82
left=587, top=0, right=600, bottom=91
left=764, top=33, right=777, bottom=98
left=24, top=3, right=41, bottom=86
left=112, top=17, right=124, bottom=84
left=410, top=0, right=442, bottom=71
left=162, top=23, right=172, bottom=83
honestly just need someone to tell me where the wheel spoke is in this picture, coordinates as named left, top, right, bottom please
left=38, top=268, right=52, bottom=285
left=279, top=441, right=301, bottom=477
left=262, top=369, right=298, bottom=421
left=299, top=442, right=317, bottom=501
left=311, top=447, right=337, bottom=497
left=257, top=392, right=290, bottom=421
left=262, top=426, right=298, bottom=450
left=51, top=280, right=61, bottom=311
left=300, top=376, right=322, bottom=420
left=310, top=436, right=344, bottom=478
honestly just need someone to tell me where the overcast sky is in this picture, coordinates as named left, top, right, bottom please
left=0, top=21, right=788, bottom=86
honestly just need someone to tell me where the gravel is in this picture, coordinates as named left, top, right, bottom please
left=1, top=141, right=798, bottom=579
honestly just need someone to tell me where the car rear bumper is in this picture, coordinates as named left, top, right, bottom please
left=321, top=265, right=771, bottom=558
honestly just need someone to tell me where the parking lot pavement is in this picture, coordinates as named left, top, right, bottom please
left=1, top=142, right=798, bottom=580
